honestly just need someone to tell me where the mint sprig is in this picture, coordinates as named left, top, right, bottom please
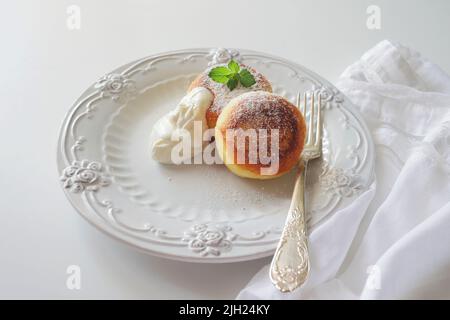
left=208, top=60, right=256, bottom=91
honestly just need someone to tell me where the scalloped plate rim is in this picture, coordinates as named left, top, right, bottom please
left=56, top=48, right=375, bottom=263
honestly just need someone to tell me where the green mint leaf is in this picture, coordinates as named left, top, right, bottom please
left=209, top=67, right=232, bottom=83
left=209, top=75, right=229, bottom=84
left=239, top=69, right=256, bottom=87
left=208, top=62, right=255, bottom=91
left=209, top=66, right=232, bottom=76
left=228, top=60, right=240, bottom=73
left=227, top=74, right=238, bottom=91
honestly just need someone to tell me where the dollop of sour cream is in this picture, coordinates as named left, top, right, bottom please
left=150, top=87, right=214, bottom=164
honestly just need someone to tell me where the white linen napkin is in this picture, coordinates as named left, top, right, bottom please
left=237, top=40, right=450, bottom=300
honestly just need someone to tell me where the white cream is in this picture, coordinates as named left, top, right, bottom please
left=150, top=87, right=213, bottom=164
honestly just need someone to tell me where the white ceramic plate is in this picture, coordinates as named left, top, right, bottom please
left=57, top=48, right=374, bottom=262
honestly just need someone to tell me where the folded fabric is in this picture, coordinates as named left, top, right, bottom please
left=237, top=40, right=450, bottom=300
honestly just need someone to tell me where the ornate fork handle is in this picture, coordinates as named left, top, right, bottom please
left=270, top=161, right=310, bottom=292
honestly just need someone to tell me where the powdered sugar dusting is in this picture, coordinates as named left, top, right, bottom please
left=220, top=91, right=304, bottom=171
left=193, top=63, right=272, bottom=117
left=199, top=165, right=292, bottom=219
left=228, top=92, right=299, bottom=131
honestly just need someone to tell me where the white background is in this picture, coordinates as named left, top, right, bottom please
left=0, top=0, right=449, bottom=299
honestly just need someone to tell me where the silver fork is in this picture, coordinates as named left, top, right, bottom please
left=269, top=91, right=323, bottom=293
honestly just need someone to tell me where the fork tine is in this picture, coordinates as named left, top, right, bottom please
left=316, top=93, right=322, bottom=146
left=302, top=92, right=306, bottom=117
left=296, top=92, right=301, bottom=110
left=307, top=92, right=315, bottom=145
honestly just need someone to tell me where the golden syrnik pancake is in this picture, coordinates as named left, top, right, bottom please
left=215, top=91, right=306, bottom=179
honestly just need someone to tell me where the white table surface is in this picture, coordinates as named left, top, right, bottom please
left=1, top=0, right=449, bottom=299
